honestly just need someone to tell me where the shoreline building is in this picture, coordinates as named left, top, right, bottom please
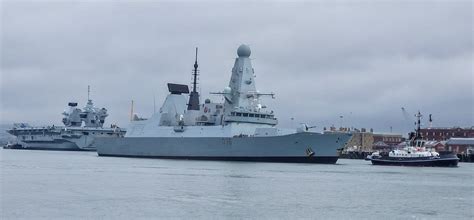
left=446, top=138, right=474, bottom=155
left=420, top=127, right=474, bottom=141
left=325, top=127, right=404, bottom=153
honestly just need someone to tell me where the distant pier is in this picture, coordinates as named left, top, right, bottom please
left=340, top=151, right=372, bottom=160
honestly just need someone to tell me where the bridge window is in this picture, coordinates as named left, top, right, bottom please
left=231, top=112, right=236, bottom=116
left=260, top=114, right=266, bottom=118
left=243, top=113, right=248, bottom=117
left=236, top=113, right=242, bottom=116
left=249, top=114, right=254, bottom=117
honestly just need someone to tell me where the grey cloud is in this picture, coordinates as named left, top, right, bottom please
left=1, top=1, right=472, bottom=135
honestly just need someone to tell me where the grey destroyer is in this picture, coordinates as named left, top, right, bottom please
left=95, top=45, right=352, bottom=163
left=6, top=88, right=125, bottom=151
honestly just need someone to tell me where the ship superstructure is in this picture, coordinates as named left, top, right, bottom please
left=95, top=45, right=352, bottom=163
left=6, top=87, right=125, bottom=151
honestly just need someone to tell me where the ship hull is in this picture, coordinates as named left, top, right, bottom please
left=99, top=154, right=338, bottom=164
left=96, top=132, right=351, bottom=164
left=370, top=155, right=459, bottom=167
left=8, top=140, right=84, bottom=151
left=6, top=127, right=125, bottom=151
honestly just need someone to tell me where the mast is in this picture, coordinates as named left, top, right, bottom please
left=429, top=114, right=433, bottom=128
left=187, top=47, right=200, bottom=110
left=85, top=85, right=94, bottom=110
left=193, top=47, right=198, bottom=94
left=415, top=111, right=422, bottom=140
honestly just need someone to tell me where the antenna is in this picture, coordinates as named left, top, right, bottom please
left=87, top=85, right=90, bottom=100
left=130, top=100, right=134, bottom=121
left=187, top=47, right=200, bottom=110
left=193, top=47, right=198, bottom=93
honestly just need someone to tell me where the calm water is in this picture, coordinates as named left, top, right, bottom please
left=1, top=149, right=473, bottom=219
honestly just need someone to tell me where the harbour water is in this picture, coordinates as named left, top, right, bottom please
left=1, top=148, right=473, bottom=219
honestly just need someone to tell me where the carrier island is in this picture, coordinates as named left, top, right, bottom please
left=6, top=88, right=125, bottom=151
left=94, top=45, right=352, bottom=163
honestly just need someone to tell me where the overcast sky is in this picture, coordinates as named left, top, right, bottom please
left=1, top=0, right=472, bottom=134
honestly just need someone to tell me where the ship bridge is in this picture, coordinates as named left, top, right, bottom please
left=225, top=111, right=277, bottom=125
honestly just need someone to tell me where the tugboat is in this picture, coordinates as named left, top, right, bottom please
left=6, top=86, right=125, bottom=151
left=367, top=111, right=459, bottom=167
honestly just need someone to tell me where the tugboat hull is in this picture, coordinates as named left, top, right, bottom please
left=370, top=155, right=459, bottom=167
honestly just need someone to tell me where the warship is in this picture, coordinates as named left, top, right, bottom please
left=6, top=87, right=125, bottom=151
left=95, top=45, right=352, bottom=163
left=366, top=112, right=459, bottom=167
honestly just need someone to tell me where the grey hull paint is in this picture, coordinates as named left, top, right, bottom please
left=16, top=140, right=83, bottom=151
left=96, top=132, right=351, bottom=164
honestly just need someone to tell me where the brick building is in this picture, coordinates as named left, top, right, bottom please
left=420, top=127, right=474, bottom=141
left=424, top=140, right=446, bottom=152
left=334, top=127, right=404, bottom=152
left=446, top=138, right=474, bottom=154
left=372, top=133, right=404, bottom=146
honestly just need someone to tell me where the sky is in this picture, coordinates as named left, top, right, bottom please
left=1, top=0, right=473, bottom=135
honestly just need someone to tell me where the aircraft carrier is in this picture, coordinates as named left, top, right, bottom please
left=6, top=88, right=125, bottom=151
left=95, top=45, right=351, bottom=163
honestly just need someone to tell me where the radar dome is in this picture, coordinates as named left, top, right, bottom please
left=237, top=44, right=251, bottom=57
left=223, top=86, right=232, bottom=94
